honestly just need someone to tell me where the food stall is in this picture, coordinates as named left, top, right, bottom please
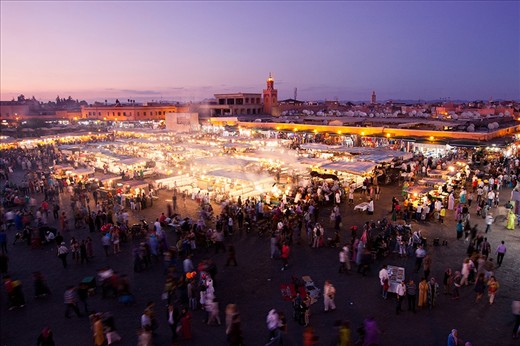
left=199, top=169, right=275, bottom=203
left=318, top=161, right=377, bottom=190
left=404, top=185, right=432, bottom=208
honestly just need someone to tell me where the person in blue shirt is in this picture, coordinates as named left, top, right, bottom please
left=447, top=329, right=459, bottom=346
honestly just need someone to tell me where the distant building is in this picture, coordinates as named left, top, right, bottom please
left=263, top=73, right=279, bottom=116
left=0, top=102, right=31, bottom=120
left=80, top=103, right=186, bottom=121
left=165, top=112, right=200, bottom=132
left=371, top=91, right=376, bottom=104
left=209, top=93, right=262, bottom=117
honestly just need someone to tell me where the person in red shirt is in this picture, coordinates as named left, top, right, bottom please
left=280, top=243, right=290, bottom=271
left=159, top=213, right=167, bottom=224
left=41, top=201, right=49, bottom=215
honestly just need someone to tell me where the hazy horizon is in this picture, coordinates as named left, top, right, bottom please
left=1, top=2, right=519, bottom=103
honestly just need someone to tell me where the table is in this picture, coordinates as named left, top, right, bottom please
left=354, top=202, right=369, bottom=212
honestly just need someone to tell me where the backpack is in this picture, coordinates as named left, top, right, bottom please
left=316, top=228, right=321, bottom=237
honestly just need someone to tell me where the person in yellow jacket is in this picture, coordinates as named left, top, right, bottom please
left=92, top=313, right=105, bottom=346
left=439, top=207, right=446, bottom=224
left=418, top=277, right=428, bottom=308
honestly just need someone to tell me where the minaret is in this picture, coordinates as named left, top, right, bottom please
left=263, top=72, right=278, bottom=115
left=371, top=91, right=377, bottom=104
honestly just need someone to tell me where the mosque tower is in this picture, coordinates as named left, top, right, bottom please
left=263, top=72, right=278, bottom=115
left=371, top=90, right=377, bottom=104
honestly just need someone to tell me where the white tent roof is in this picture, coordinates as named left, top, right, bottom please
left=119, top=157, right=147, bottom=166
left=191, top=157, right=252, bottom=168
left=205, top=169, right=274, bottom=184
left=67, top=167, right=96, bottom=176
left=223, top=142, right=254, bottom=149
left=320, top=161, right=376, bottom=175
left=300, top=143, right=342, bottom=151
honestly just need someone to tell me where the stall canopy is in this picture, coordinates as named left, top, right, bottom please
left=191, top=157, right=253, bottom=169
left=300, top=143, right=341, bottom=151
left=52, top=164, right=74, bottom=172
left=205, top=169, right=274, bottom=184
left=319, top=161, right=376, bottom=175
left=67, top=167, right=95, bottom=176
left=357, top=150, right=413, bottom=163
left=119, top=157, right=147, bottom=166
left=310, top=171, right=339, bottom=180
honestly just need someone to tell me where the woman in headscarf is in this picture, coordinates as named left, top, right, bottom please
left=506, top=209, right=516, bottom=230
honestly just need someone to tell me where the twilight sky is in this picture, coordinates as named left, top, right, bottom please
left=1, top=1, right=519, bottom=103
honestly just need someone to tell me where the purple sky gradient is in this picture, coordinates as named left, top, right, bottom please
left=1, top=1, right=519, bottom=103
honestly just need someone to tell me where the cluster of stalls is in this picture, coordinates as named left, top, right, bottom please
left=298, top=143, right=414, bottom=189
left=40, top=129, right=514, bottom=207
left=402, top=162, right=468, bottom=211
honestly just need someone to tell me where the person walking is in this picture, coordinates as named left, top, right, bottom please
left=443, top=268, right=453, bottom=295
left=79, top=240, right=89, bottom=264
left=427, top=277, right=440, bottom=309
left=266, top=309, right=282, bottom=340
left=226, top=308, right=243, bottom=346
left=447, top=329, right=459, bottom=346
left=512, top=300, right=520, bottom=339
left=418, top=277, right=428, bottom=309
left=36, top=326, right=55, bottom=346
left=206, top=298, right=222, bottom=326
left=423, top=254, right=432, bottom=280
left=378, top=265, right=389, bottom=299
left=101, top=233, right=111, bottom=257
left=487, top=276, right=500, bottom=305
left=92, top=313, right=105, bottom=346
left=0, top=229, right=7, bottom=254
left=485, top=213, right=494, bottom=233
left=406, top=279, right=417, bottom=313
left=496, top=241, right=507, bottom=267
left=280, top=242, right=290, bottom=271
left=323, top=280, right=336, bottom=312
left=64, top=285, right=82, bottom=318
left=226, top=244, right=238, bottom=266
left=414, top=245, right=426, bottom=273
left=77, top=283, right=90, bottom=315
left=395, top=281, right=406, bottom=315
left=338, top=247, right=347, bottom=273
left=474, top=273, right=486, bottom=303
left=481, top=238, right=491, bottom=259
left=452, top=271, right=462, bottom=300
left=57, top=242, right=69, bottom=268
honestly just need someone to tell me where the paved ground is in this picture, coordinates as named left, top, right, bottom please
left=1, top=166, right=520, bottom=346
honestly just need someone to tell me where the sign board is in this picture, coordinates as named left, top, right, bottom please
left=387, top=265, right=405, bottom=293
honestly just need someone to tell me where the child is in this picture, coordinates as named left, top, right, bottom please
left=439, top=207, right=446, bottom=224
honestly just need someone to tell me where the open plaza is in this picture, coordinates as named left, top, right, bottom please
left=0, top=124, right=520, bottom=346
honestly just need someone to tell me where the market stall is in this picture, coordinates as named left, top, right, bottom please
left=318, top=161, right=377, bottom=189
left=155, top=175, right=196, bottom=191
left=200, top=169, right=275, bottom=202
